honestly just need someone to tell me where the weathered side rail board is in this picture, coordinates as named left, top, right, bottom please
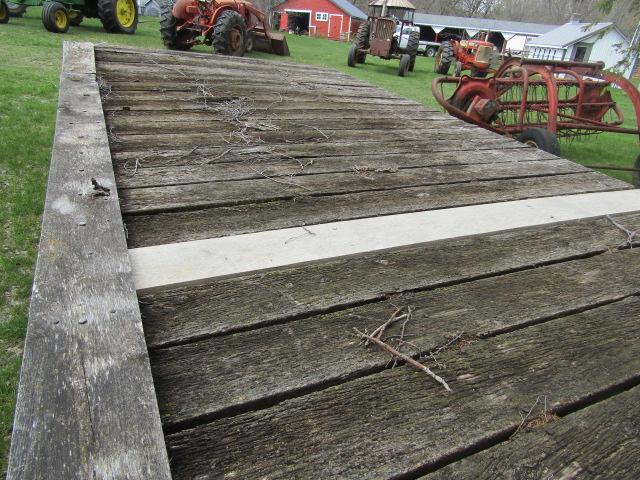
left=6, top=43, right=171, bottom=479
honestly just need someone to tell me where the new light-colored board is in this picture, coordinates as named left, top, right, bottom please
left=6, top=42, right=171, bottom=479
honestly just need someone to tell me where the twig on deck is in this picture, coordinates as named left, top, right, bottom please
left=203, top=148, right=232, bottom=165
left=353, top=328, right=452, bottom=392
left=244, top=163, right=313, bottom=192
left=606, top=215, right=637, bottom=248
left=300, top=124, right=330, bottom=140
left=365, top=307, right=406, bottom=346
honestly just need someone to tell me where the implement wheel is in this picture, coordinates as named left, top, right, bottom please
left=98, top=0, right=138, bottom=34
left=7, top=2, right=26, bottom=17
left=398, top=54, right=410, bottom=77
left=435, top=40, right=454, bottom=75
left=42, top=2, right=69, bottom=33
left=69, top=10, right=83, bottom=26
left=160, top=1, right=194, bottom=50
left=212, top=10, right=247, bottom=56
left=347, top=43, right=357, bottom=67
left=354, top=22, right=369, bottom=63
left=406, top=30, right=419, bottom=71
left=0, top=1, right=9, bottom=23
left=517, top=128, right=560, bottom=156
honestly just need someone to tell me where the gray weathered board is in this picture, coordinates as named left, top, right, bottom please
left=6, top=43, right=171, bottom=479
left=9, top=41, right=640, bottom=479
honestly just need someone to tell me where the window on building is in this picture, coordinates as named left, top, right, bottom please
left=315, top=12, right=328, bottom=21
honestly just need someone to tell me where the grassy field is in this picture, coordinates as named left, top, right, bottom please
left=0, top=8, right=638, bottom=474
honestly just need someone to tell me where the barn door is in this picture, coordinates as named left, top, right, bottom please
left=328, top=14, right=343, bottom=40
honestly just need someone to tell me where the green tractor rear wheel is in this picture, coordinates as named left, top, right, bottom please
left=0, top=1, right=9, bottom=23
left=98, top=0, right=138, bottom=34
left=42, top=1, right=70, bottom=33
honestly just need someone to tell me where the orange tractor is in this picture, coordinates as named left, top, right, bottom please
left=160, top=0, right=289, bottom=57
left=434, top=37, right=497, bottom=77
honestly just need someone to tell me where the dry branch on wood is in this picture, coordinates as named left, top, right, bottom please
left=511, top=395, right=559, bottom=438
left=606, top=215, right=637, bottom=248
left=353, top=327, right=452, bottom=392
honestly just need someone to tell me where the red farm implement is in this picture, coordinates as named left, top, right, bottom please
left=161, top=0, right=289, bottom=57
left=432, top=58, right=640, bottom=165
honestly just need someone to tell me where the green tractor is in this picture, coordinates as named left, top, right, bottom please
left=0, top=0, right=138, bottom=33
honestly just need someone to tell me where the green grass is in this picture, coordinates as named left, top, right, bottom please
left=0, top=8, right=638, bottom=475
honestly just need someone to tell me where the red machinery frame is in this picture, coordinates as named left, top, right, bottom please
left=432, top=58, right=640, bottom=139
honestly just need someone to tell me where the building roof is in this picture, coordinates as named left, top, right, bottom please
left=526, top=22, right=620, bottom=48
left=413, top=13, right=557, bottom=36
left=369, top=0, right=416, bottom=9
left=330, top=0, right=368, bottom=20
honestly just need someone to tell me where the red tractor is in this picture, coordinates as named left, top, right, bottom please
left=434, top=36, right=497, bottom=77
left=160, top=0, right=289, bottom=57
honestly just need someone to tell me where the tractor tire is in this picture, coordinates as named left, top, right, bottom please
left=212, top=10, right=247, bottom=57
left=347, top=43, right=357, bottom=67
left=406, top=30, right=419, bottom=72
left=7, top=2, right=26, bottom=17
left=69, top=11, right=83, bottom=26
left=98, top=0, right=138, bottom=34
left=159, top=1, right=193, bottom=50
left=0, top=1, right=9, bottom=23
left=42, top=2, right=69, bottom=33
left=453, top=60, right=462, bottom=77
left=633, top=154, right=640, bottom=188
left=425, top=46, right=436, bottom=57
left=354, top=22, right=369, bottom=63
left=398, top=53, right=410, bottom=77
left=245, top=31, right=254, bottom=53
left=434, top=40, right=454, bottom=75
left=517, top=128, right=561, bottom=156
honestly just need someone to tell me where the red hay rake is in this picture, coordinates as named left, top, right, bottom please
left=432, top=58, right=640, bottom=163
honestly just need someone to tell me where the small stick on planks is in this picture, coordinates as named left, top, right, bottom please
left=353, top=328, right=452, bottom=392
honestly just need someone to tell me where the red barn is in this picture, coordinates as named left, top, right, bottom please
left=275, top=0, right=368, bottom=41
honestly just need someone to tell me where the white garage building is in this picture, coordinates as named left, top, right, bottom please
left=413, top=13, right=557, bottom=55
left=525, top=20, right=634, bottom=77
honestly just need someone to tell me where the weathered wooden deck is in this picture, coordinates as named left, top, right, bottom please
left=8, top=42, right=640, bottom=479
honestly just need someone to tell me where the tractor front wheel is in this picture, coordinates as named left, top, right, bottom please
left=0, top=1, right=9, bottom=23
left=435, top=41, right=454, bottom=75
left=517, top=128, right=560, bottom=156
left=159, top=1, right=194, bottom=50
left=398, top=54, right=410, bottom=77
left=347, top=43, right=357, bottom=67
left=212, top=10, right=247, bottom=56
left=354, top=22, right=369, bottom=63
left=406, top=30, right=419, bottom=71
left=7, top=2, right=26, bottom=17
left=42, top=2, right=69, bottom=33
left=98, top=0, right=138, bottom=34
left=633, top=154, right=640, bottom=188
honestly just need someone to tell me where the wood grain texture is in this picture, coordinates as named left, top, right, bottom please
left=125, top=173, right=629, bottom=247
left=165, top=297, right=640, bottom=479
left=115, top=148, right=558, bottom=189
left=120, top=159, right=588, bottom=214
left=423, top=385, right=640, bottom=479
left=151, top=247, right=640, bottom=428
left=6, top=42, right=171, bottom=480
left=140, top=212, right=640, bottom=348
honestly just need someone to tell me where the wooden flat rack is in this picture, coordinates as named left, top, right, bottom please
left=7, top=42, right=640, bottom=479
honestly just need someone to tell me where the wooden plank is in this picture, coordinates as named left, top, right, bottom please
left=111, top=138, right=530, bottom=169
left=423, top=385, right=640, bottom=479
left=129, top=190, right=640, bottom=290
left=124, top=173, right=629, bottom=247
left=115, top=148, right=559, bottom=190
left=120, top=159, right=587, bottom=214
left=151, top=247, right=640, bottom=428
left=6, top=42, right=171, bottom=480
left=139, top=212, right=640, bottom=348
left=108, top=116, right=461, bottom=136
left=164, top=297, right=640, bottom=479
